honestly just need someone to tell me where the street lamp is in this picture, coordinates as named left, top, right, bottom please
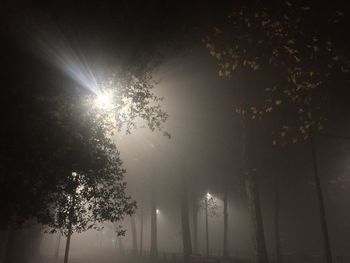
left=156, top=209, right=160, bottom=215
left=94, top=91, right=113, bottom=110
left=205, top=192, right=211, bottom=256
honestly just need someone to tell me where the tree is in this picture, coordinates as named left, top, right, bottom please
left=3, top=94, right=136, bottom=263
left=1, top=19, right=170, bottom=259
left=204, top=2, right=349, bottom=263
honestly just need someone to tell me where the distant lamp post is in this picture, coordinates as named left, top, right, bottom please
left=205, top=192, right=211, bottom=256
left=156, top=209, right=160, bottom=215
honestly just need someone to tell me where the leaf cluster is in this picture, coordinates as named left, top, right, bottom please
left=204, top=3, right=349, bottom=145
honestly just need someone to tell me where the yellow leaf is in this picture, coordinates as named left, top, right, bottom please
left=266, top=107, right=273, bottom=112
left=275, top=100, right=282, bottom=105
left=273, top=140, right=277, bottom=145
left=206, top=43, right=213, bottom=49
left=292, top=138, right=298, bottom=143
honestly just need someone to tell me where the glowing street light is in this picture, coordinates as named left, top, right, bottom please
left=94, top=91, right=114, bottom=110
left=156, top=209, right=160, bottom=215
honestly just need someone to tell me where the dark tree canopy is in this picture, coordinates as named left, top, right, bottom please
left=204, top=2, right=350, bottom=145
left=1, top=90, right=136, bottom=234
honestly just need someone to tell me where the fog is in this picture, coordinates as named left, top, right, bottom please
left=2, top=1, right=350, bottom=263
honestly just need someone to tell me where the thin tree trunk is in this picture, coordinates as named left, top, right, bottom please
left=241, top=114, right=268, bottom=263
left=139, top=206, right=144, bottom=256
left=223, top=188, right=228, bottom=259
left=180, top=179, right=192, bottom=262
left=245, top=172, right=268, bottom=263
left=130, top=216, right=138, bottom=255
left=192, top=197, right=198, bottom=254
left=63, top=227, right=72, bottom=263
left=64, top=187, right=76, bottom=263
left=275, top=176, right=282, bottom=263
left=310, top=135, right=333, bottom=263
left=150, top=175, right=158, bottom=261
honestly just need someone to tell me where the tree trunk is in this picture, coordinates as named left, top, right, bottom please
left=63, top=229, right=72, bottom=263
left=223, top=188, right=229, bottom=259
left=150, top=175, right=158, bottom=261
left=241, top=115, right=268, bottom=263
left=130, top=216, right=138, bottom=255
left=192, top=196, right=198, bottom=254
left=275, top=176, right=282, bottom=263
left=139, top=206, right=144, bottom=256
left=245, top=173, right=268, bottom=263
left=310, top=135, right=333, bottom=263
left=180, top=180, right=192, bottom=262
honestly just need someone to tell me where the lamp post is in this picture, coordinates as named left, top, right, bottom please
left=205, top=192, right=211, bottom=256
left=150, top=175, right=158, bottom=261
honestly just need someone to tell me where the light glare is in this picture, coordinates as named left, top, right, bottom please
left=95, top=91, right=113, bottom=110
